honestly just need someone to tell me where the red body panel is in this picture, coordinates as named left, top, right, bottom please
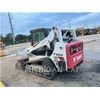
left=66, top=41, right=84, bottom=69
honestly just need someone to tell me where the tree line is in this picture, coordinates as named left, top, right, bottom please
left=1, top=33, right=32, bottom=45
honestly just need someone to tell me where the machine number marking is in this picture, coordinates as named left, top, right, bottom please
left=73, top=54, right=82, bottom=62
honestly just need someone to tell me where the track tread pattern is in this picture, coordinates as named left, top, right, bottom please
left=26, top=58, right=57, bottom=80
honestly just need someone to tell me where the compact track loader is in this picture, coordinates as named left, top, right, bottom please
left=15, top=27, right=84, bottom=79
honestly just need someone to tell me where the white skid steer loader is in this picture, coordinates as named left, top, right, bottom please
left=15, top=27, right=84, bottom=79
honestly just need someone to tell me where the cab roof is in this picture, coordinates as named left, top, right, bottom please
left=30, top=28, right=51, bottom=33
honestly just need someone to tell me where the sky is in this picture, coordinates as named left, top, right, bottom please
left=0, top=12, right=100, bottom=36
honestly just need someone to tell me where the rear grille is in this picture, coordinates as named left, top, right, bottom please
left=70, top=42, right=83, bottom=55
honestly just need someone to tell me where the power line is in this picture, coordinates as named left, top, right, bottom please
left=8, top=12, right=15, bottom=42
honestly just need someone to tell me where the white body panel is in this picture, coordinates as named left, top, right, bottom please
left=26, top=27, right=77, bottom=72
left=50, top=42, right=68, bottom=71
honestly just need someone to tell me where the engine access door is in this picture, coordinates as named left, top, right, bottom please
left=66, top=41, right=84, bottom=69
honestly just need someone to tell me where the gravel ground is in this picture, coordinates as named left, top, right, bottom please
left=1, top=54, right=100, bottom=87
left=0, top=34, right=100, bottom=87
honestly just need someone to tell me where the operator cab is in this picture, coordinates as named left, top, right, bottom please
left=30, top=28, right=50, bottom=46
left=30, top=28, right=77, bottom=46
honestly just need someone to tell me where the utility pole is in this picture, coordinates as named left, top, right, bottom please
left=8, top=12, right=15, bottom=43
left=68, top=19, right=71, bottom=29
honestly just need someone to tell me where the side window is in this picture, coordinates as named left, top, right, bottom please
left=33, top=31, right=45, bottom=43
left=33, top=32, right=39, bottom=43
left=39, top=31, right=45, bottom=41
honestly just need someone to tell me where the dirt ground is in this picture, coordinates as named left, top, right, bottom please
left=1, top=55, right=100, bottom=87
left=0, top=34, right=100, bottom=87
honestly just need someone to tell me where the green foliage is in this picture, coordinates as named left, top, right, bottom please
left=28, top=33, right=32, bottom=41
left=6, top=33, right=13, bottom=41
left=1, top=33, right=13, bottom=44
left=1, top=33, right=30, bottom=45
left=15, top=34, right=28, bottom=43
